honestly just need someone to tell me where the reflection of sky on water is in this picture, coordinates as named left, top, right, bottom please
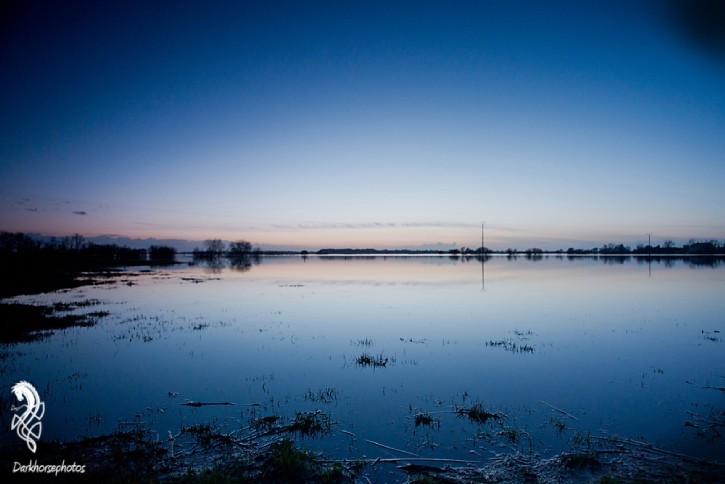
left=1, top=256, right=723, bottom=462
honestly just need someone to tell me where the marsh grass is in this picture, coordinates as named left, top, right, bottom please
left=305, top=387, right=338, bottom=404
left=1, top=413, right=720, bottom=483
left=457, top=403, right=505, bottom=424
left=289, top=411, right=333, bottom=438
left=414, top=412, right=434, bottom=427
left=355, top=352, right=389, bottom=368
left=352, top=337, right=373, bottom=347
left=182, top=422, right=235, bottom=447
left=484, top=339, right=534, bottom=353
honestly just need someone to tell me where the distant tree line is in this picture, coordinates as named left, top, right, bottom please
left=0, top=231, right=177, bottom=297
left=571, top=240, right=723, bottom=255
left=0, top=231, right=177, bottom=264
left=315, top=241, right=723, bottom=256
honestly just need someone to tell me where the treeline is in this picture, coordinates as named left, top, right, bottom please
left=316, top=240, right=724, bottom=256
left=567, top=239, right=723, bottom=255
left=191, top=239, right=262, bottom=258
left=419, top=240, right=723, bottom=256
left=0, top=231, right=177, bottom=264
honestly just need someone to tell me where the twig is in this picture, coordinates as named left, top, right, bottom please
left=180, top=401, right=236, bottom=407
left=686, top=411, right=725, bottom=426
left=540, top=401, right=578, bottom=420
left=365, top=439, right=418, bottom=456
left=590, top=436, right=710, bottom=463
left=685, top=381, right=725, bottom=392
left=324, top=457, right=478, bottom=465
left=398, top=463, right=447, bottom=472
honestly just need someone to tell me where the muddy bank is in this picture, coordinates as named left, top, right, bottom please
left=1, top=417, right=721, bottom=483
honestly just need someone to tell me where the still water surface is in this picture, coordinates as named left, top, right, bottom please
left=1, top=256, right=723, bottom=463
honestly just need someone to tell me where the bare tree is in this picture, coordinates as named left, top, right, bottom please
left=70, top=233, right=85, bottom=251
left=229, top=240, right=252, bottom=255
left=204, top=239, right=225, bottom=256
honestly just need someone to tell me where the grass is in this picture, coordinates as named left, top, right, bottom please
left=457, top=403, right=505, bottom=424
left=484, top=339, right=534, bottom=353
left=289, top=411, right=333, bottom=438
left=352, top=337, right=373, bottom=347
left=181, top=422, right=234, bottom=447
left=1, top=414, right=721, bottom=483
left=305, top=387, right=338, bottom=403
left=414, top=412, right=434, bottom=427
left=355, top=352, right=389, bottom=368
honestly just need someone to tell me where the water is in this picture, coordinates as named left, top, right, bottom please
left=1, top=255, right=723, bottom=464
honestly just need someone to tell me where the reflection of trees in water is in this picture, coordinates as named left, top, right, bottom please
left=191, top=252, right=261, bottom=273
left=230, top=254, right=260, bottom=273
left=601, top=256, right=629, bottom=265
left=201, top=256, right=224, bottom=274
left=687, top=256, right=721, bottom=268
left=632, top=256, right=722, bottom=268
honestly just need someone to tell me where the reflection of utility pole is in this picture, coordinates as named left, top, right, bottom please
left=481, top=222, right=486, bottom=292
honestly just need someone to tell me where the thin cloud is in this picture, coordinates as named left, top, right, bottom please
left=72, top=210, right=87, bottom=216
left=271, top=221, right=478, bottom=230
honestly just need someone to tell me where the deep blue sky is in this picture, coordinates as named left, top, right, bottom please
left=1, top=1, right=723, bottom=249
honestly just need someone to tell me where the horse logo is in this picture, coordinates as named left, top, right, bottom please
left=10, top=381, right=44, bottom=453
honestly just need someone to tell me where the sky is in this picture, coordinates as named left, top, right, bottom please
left=1, top=1, right=723, bottom=250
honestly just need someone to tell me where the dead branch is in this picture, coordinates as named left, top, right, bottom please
left=540, top=400, right=578, bottom=420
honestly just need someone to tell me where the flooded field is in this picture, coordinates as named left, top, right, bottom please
left=1, top=255, right=723, bottom=479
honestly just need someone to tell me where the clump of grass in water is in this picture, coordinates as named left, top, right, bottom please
left=356, top=352, right=389, bottom=368
left=305, top=387, right=338, bottom=404
left=457, top=403, right=505, bottom=424
left=485, top=339, right=534, bottom=353
left=181, top=422, right=234, bottom=447
left=261, top=438, right=312, bottom=480
left=259, top=438, right=356, bottom=482
left=414, top=412, right=434, bottom=427
left=289, top=411, right=332, bottom=438
left=353, top=337, right=373, bottom=347
left=252, top=415, right=281, bottom=431
left=501, top=427, right=520, bottom=443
